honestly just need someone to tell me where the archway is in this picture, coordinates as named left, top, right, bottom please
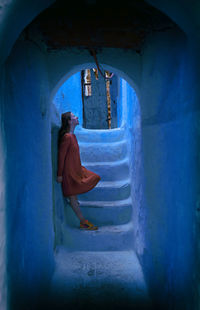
left=49, top=63, right=148, bottom=308
left=50, top=62, right=141, bottom=239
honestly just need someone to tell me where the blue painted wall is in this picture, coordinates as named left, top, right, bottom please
left=4, top=39, right=55, bottom=309
left=53, top=72, right=83, bottom=127
left=0, top=65, right=7, bottom=310
left=139, top=30, right=197, bottom=309
left=110, top=74, right=119, bottom=129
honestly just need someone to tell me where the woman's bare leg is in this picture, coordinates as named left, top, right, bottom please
left=69, top=195, right=86, bottom=223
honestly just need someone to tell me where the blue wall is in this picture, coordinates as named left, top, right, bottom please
left=139, top=30, right=197, bottom=309
left=4, top=39, right=55, bottom=309
left=53, top=72, right=83, bottom=127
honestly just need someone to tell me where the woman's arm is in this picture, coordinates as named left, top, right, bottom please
left=57, top=134, right=71, bottom=179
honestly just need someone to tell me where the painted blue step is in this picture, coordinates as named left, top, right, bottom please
left=75, top=127, right=126, bottom=143
left=82, top=158, right=130, bottom=181
left=64, top=197, right=133, bottom=226
left=62, top=221, right=134, bottom=251
left=78, top=179, right=131, bottom=201
left=79, top=140, right=128, bottom=162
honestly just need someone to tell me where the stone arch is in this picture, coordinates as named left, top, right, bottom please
left=0, top=0, right=193, bottom=67
left=50, top=61, right=141, bottom=134
left=50, top=63, right=140, bottom=102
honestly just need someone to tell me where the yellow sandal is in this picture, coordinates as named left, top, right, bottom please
left=80, top=220, right=98, bottom=230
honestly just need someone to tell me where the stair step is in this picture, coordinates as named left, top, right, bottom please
left=79, top=140, right=128, bottom=162
left=50, top=247, right=151, bottom=309
left=78, top=179, right=131, bottom=201
left=62, top=222, right=134, bottom=251
left=75, top=127, right=126, bottom=143
left=82, top=158, right=130, bottom=181
left=65, top=197, right=133, bottom=226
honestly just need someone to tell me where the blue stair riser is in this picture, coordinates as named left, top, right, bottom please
left=82, top=160, right=130, bottom=181
left=65, top=203, right=133, bottom=226
left=78, top=183, right=131, bottom=201
left=75, top=128, right=125, bottom=143
left=79, top=141, right=127, bottom=162
left=62, top=225, right=134, bottom=251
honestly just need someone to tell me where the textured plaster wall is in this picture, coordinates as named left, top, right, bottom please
left=0, top=0, right=55, bottom=66
left=4, top=39, right=55, bottom=309
left=124, top=82, right=143, bottom=254
left=188, top=39, right=200, bottom=310
left=139, top=29, right=198, bottom=309
left=0, top=66, right=7, bottom=310
left=53, top=72, right=83, bottom=126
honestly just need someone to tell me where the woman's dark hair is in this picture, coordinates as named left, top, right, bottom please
left=58, top=111, right=71, bottom=147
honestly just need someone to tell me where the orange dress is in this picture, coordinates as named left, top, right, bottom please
left=57, top=133, right=101, bottom=196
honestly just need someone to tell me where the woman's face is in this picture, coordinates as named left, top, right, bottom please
left=70, top=113, right=79, bottom=127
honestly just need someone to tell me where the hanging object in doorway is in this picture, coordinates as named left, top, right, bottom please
left=105, top=71, right=112, bottom=129
left=93, top=68, right=99, bottom=80
left=83, top=69, right=92, bottom=96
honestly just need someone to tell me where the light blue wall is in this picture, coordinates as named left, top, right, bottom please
left=53, top=72, right=83, bottom=128
left=139, top=29, right=197, bottom=309
left=0, top=66, right=7, bottom=310
left=4, top=39, right=55, bottom=309
left=110, top=74, right=119, bottom=129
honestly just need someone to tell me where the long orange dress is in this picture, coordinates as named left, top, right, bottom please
left=57, top=133, right=101, bottom=196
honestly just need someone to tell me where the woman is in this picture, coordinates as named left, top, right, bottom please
left=57, top=111, right=101, bottom=230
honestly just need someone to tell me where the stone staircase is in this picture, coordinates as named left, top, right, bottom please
left=50, top=128, right=151, bottom=309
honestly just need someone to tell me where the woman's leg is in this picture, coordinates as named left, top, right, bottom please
left=69, top=195, right=86, bottom=223
left=68, top=195, right=98, bottom=230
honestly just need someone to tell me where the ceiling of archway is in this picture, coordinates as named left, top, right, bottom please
left=24, top=0, right=179, bottom=53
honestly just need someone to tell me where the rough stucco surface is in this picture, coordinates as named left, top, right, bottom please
left=4, top=38, right=55, bottom=309
left=53, top=72, right=82, bottom=125
left=0, top=66, right=7, bottom=310
left=139, top=29, right=198, bottom=308
left=0, top=0, right=54, bottom=65
left=146, top=0, right=200, bottom=37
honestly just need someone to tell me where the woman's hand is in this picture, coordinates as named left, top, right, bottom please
left=57, top=176, right=63, bottom=183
